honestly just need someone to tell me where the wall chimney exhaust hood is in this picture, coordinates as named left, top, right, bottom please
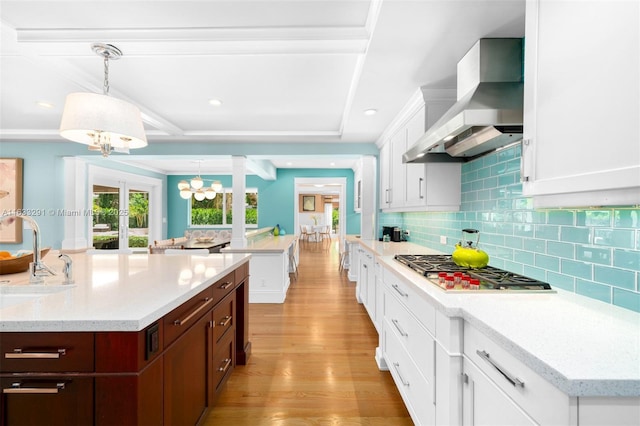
left=404, top=38, right=524, bottom=163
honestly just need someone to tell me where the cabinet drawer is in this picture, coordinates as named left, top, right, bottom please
left=213, top=291, right=235, bottom=344
left=1, top=332, right=94, bottom=373
left=384, top=288, right=435, bottom=382
left=1, top=376, right=94, bottom=425
left=211, top=328, right=235, bottom=394
left=383, top=267, right=435, bottom=334
left=234, top=261, right=249, bottom=284
left=212, top=271, right=236, bottom=305
left=164, top=287, right=215, bottom=346
left=383, top=324, right=435, bottom=425
left=463, top=322, right=570, bottom=425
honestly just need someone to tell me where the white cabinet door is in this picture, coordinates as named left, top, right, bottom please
left=379, top=142, right=391, bottom=209
left=522, top=0, right=640, bottom=207
left=462, top=358, right=537, bottom=426
left=389, top=129, right=406, bottom=209
left=405, top=105, right=427, bottom=207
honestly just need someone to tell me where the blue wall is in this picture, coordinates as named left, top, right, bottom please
left=380, top=144, right=640, bottom=313
left=167, top=168, right=360, bottom=238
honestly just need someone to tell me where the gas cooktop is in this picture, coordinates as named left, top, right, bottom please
left=394, top=254, right=553, bottom=292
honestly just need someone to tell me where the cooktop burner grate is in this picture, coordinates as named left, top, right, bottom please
left=394, top=254, right=553, bottom=291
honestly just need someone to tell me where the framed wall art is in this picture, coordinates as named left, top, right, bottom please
left=0, top=158, right=23, bottom=243
left=302, top=195, right=315, bottom=212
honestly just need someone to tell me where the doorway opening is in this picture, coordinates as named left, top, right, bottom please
left=294, top=177, right=346, bottom=243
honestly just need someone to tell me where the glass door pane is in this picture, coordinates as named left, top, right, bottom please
left=92, top=185, right=121, bottom=250
left=127, top=189, right=149, bottom=249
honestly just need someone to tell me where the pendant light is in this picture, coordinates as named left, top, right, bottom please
left=59, top=43, right=147, bottom=157
left=178, top=161, right=222, bottom=201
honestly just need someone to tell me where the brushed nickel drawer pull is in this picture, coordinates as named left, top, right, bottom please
left=219, top=281, right=233, bottom=290
left=391, top=284, right=408, bottom=298
left=218, top=358, right=232, bottom=373
left=3, top=382, right=65, bottom=394
left=218, top=315, right=232, bottom=327
left=392, top=362, right=410, bottom=387
left=173, top=297, right=213, bottom=326
left=476, top=350, right=525, bottom=388
left=5, top=348, right=66, bottom=359
left=391, top=319, right=408, bottom=337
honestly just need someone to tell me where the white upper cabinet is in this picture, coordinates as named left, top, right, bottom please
left=522, top=0, right=640, bottom=207
left=379, top=90, right=461, bottom=212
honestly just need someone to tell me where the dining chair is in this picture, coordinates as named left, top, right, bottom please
left=299, top=226, right=311, bottom=247
left=288, top=237, right=299, bottom=281
left=339, top=238, right=350, bottom=272
left=319, top=225, right=331, bottom=250
left=148, top=245, right=185, bottom=254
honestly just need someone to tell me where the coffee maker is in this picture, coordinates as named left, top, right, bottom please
left=382, top=226, right=402, bottom=242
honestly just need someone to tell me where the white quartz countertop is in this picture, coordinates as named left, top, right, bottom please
left=221, top=234, right=297, bottom=253
left=0, top=251, right=251, bottom=332
left=352, top=238, right=640, bottom=397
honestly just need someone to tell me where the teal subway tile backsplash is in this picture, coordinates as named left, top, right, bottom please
left=560, top=227, right=591, bottom=244
left=594, top=266, right=636, bottom=291
left=547, top=210, right=575, bottom=225
left=613, top=288, right=640, bottom=312
left=593, top=229, right=635, bottom=249
left=613, top=249, right=640, bottom=271
left=576, top=279, right=612, bottom=304
left=391, top=147, right=640, bottom=312
left=547, top=241, right=574, bottom=259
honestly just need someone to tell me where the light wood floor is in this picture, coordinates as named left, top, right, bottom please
left=202, top=237, right=413, bottom=426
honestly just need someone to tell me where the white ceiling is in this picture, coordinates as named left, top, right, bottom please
left=0, top=0, right=525, bottom=174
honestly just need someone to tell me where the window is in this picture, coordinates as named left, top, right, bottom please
left=188, top=188, right=258, bottom=228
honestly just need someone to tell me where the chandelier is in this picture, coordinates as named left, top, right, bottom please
left=178, top=162, right=222, bottom=201
left=59, top=43, right=147, bottom=157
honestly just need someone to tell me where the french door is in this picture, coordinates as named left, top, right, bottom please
left=92, top=182, right=151, bottom=250
left=89, top=167, right=160, bottom=251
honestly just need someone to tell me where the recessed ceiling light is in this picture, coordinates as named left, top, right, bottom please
left=208, top=99, right=223, bottom=107
left=330, top=162, right=336, bottom=166
left=36, top=101, right=54, bottom=109
left=286, top=162, right=293, bottom=166
left=364, top=109, right=377, bottom=116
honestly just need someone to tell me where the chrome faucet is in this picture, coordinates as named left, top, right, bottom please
left=58, top=254, right=73, bottom=284
left=1, top=215, right=55, bottom=284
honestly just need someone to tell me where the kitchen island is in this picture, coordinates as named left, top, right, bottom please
left=0, top=250, right=252, bottom=425
left=350, top=238, right=640, bottom=425
left=222, top=233, right=298, bottom=303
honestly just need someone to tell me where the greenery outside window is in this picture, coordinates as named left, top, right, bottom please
left=189, top=188, right=257, bottom=228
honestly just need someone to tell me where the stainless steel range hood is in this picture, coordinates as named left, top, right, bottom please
left=404, top=38, right=524, bottom=163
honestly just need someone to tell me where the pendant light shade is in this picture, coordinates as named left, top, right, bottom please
left=190, top=176, right=204, bottom=190
left=59, top=92, right=147, bottom=149
left=59, top=43, right=147, bottom=157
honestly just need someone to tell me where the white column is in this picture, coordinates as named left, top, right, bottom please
left=61, top=157, right=90, bottom=251
left=230, top=156, right=247, bottom=248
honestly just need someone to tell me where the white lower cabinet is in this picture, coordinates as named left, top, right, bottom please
left=462, top=357, right=537, bottom=426
left=463, top=321, right=571, bottom=426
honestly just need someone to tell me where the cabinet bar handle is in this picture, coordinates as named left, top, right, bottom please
left=432, top=340, right=436, bottom=406
left=419, top=177, right=424, bottom=199
left=218, top=358, right=232, bottom=373
left=392, top=362, right=410, bottom=387
left=476, top=350, right=525, bottom=388
left=219, top=281, right=233, bottom=290
left=5, top=348, right=66, bottom=359
left=391, top=319, right=408, bottom=337
left=391, top=284, right=408, bottom=298
left=218, top=315, right=232, bottom=327
left=520, top=138, right=530, bottom=182
left=173, top=297, right=213, bottom=326
left=3, top=382, right=65, bottom=394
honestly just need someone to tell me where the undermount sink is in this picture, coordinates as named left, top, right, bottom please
left=0, top=283, right=75, bottom=309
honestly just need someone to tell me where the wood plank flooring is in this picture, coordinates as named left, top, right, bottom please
left=202, top=237, right=412, bottom=425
